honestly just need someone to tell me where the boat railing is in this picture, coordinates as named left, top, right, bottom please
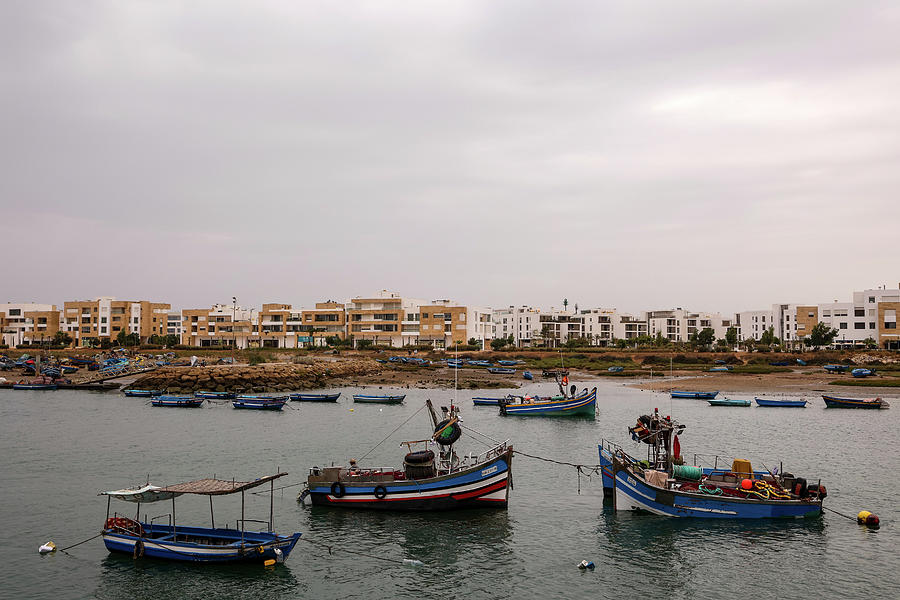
left=237, top=518, right=272, bottom=533
left=148, top=513, right=173, bottom=535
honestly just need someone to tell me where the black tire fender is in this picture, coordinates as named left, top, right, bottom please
left=374, top=485, right=387, bottom=500
left=330, top=482, right=345, bottom=498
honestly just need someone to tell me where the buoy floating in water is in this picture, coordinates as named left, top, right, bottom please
left=263, top=559, right=276, bottom=567
left=578, top=560, right=595, bottom=570
left=857, top=510, right=880, bottom=529
left=38, top=541, right=57, bottom=554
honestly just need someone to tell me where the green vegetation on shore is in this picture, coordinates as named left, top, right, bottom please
left=829, top=379, right=900, bottom=388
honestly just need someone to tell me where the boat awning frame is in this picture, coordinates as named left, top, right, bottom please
left=100, top=473, right=288, bottom=502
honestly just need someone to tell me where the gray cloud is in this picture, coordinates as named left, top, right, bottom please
left=2, top=1, right=898, bottom=312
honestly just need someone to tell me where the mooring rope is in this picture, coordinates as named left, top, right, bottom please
left=512, top=449, right=603, bottom=494
left=300, top=536, right=423, bottom=566
left=58, top=532, right=103, bottom=553
left=359, top=403, right=427, bottom=460
left=822, top=505, right=859, bottom=521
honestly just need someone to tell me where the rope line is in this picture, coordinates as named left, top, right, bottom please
left=823, top=506, right=859, bottom=521
left=59, top=532, right=103, bottom=553
left=359, top=403, right=426, bottom=460
left=300, top=536, right=422, bottom=565
left=512, top=449, right=603, bottom=494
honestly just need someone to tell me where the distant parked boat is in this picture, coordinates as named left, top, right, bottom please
left=823, top=364, right=850, bottom=373
left=542, top=368, right=569, bottom=378
left=352, top=394, right=405, bottom=404
left=472, top=397, right=506, bottom=406
left=152, top=396, right=204, bottom=408
left=708, top=366, right=731, bottom=372
left=497, top=360, right=519, bottom=366
left=522, top=370, right=533, bottom=380
left=769, top=360, right=790, bottom=366
left=194, top=390, right=235, bottom=400
left=607, top=366, right=624, bottom=373
left=707, top=397, right=751, bottom=407
left=670, top=391, right=719, bottom=400
left=123, top=389, right=162, bottom=397
left=467, top=360, right=492, bottom=367
left=796, top=359, right=807, bottom=366
left=755, top=397, right=807, bottom=407
left=487, top=367, right=515, bottom=374
left=822, top=395, right=889, bottom=409
left=233, top=396, right=288, bottom=410
left=500, top=388, right=597, bottom=417
left=290, top=393, right=340, bottom=402
left=12, top=383, right=57, bottom=390
left=851, top=368, right=875, bottom=378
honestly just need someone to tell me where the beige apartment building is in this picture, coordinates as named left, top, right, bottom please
left=301, top=302, right=347, bottom=346
left=0, top=303, right=63, bottom=347
left=180, top=304, right=256, bottom=348
left=63, top=297, right=170, bottom=346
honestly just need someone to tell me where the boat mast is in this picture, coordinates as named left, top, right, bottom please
left=425, top=399, right=439, bottom=430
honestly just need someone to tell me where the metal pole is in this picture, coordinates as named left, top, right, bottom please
left=269, top=479, right=274, bottom=532
left=241, top=490, right=245, bottom=545
left=106, top=496, right=110, bottom=521
left=172, top=496, right=176, bottom=538
left=209, top=495, right=215, bottom=528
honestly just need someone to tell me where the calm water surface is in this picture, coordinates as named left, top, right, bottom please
left=1, top=381, right=897, bottom=599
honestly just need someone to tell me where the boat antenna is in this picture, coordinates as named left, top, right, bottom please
left=454, top=340, right=459, bottom=407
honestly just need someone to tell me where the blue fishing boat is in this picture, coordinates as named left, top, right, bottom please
left=769, top=360, right=790, bottom=366
left=61, top=365, right=79, bottom=374
left=851, top=368, right=875, bottom=378
left=497, top=360, right=519, bottom=367
left=707, top=397, right=751, bottom=407
left=233, top=396, right=288, bottom=410
left=194, top=390, right=236, bottom=399
left=352, top=394, right=405, bottom=404
left=608, top=366, right=624, bottom=373
left=487, top=367, right=515, bottom=374
left=708, top=366, right=731, bottom=372
left=796, top=359, right=807, bottom=366
left=472, top=397, right=506, bottom=406
left=500, top=387, right=597, bottom=417
left=522, top=370, right=533, bottom=380
left=300, top=401, right=512, bottom=511
left=822, top=395, right=889, bottom=409
left=610, top=410, right=825, bottom=518
left=823, top=364, right=849, bottom=373
left=152, top=396, right=204, bottom=408
left=670, top=391, right=719, bottom=399
left=290, top=393, right=340, bottom=402
left=12, top=383, right=57, bottom=390
left=124, top=389, right=162, bottom=397
left=446, top=360, right=464, bottom=369
left=467, top=360, right=492, bottom=367
left=100, top=473, right=302, bottom=563
left=755, top=397, right=807, bottom=407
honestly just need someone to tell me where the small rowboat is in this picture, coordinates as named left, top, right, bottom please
left=473, top=397, right=506, bottom=406
left=755, top=397, right=807, bottom=407
left=707, top=398, right=751, bottom=407
left=709, top=366, right=731, bottom=372
left=12, top=383, right=57, bottom=390
left=822, top=395, right=889, bottom=409
left=152, top=396, right=204, bottom=408
left=522, top=371, right=533, bottom=380
left=290, top=393, right=340, bottom=402
left=124, top=389, right=162, bottom=397
left=497, top=360, right=519, bottom=366
left=851, top=368, right=875, bottom=378
left=352, top=394, right=405, bottom=404
left=233, top=396, right=288, bottom=410
left=608, top=366, right=624, bottom=373
left=487, top=367, right=515, bottom=374
left=500, top=388, right=597, bottom=417
left=823, top=364, right=849, bottom=373
left=670, top=391, right=719, bottom=400
left=194, top=390, right=235, bottom=399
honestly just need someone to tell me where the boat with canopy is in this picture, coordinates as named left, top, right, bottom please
left=100, top=473, right=301, bottom=563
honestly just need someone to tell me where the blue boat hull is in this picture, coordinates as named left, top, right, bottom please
left=670, top=391, right=719, bottom=399
left=12, top=384, right=58, bottom=390
left=233, top=400, right=286, bottom=410
left=501, top=388, right=597, bottom=417
left=352, top=395, right=405, bottom=404
left=707, top=399, right=751, bottom=407
left=152, top=397, right=204, bottom=407
left=613, top=468, right=822, bottom=519
left=124, top=390, right=161, bottom=397
left=822, top=395, right=889, bottom=409
left=522, top=371, right=533, bottom=380
left=306, top=448, right=512, bottom=511
left=194, top=391, right=236, bottom=399
left=755, top=398, right=807, bottom=407
left=103, top=524, right=301, bottom=563
left=290, top=393, right=340, bottom=402
left=472, top=397, right=503, bottom=406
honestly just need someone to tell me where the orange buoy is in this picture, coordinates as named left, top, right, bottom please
left=740, top=479, right=753, bottom=490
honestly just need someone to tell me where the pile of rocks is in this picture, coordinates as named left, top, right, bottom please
left=130, top=359, right=382, bottom=394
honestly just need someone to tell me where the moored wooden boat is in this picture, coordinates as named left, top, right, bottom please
left=670, top=390, right=719, bottom=399
left=300, top=401, right=512, bottom=511
left=472, top=397, right=506, bottom=406
left=124, top=389, right=162, bottom=397
left=522, top=370, right=533, bottom=380
left=822, top=395, right=889, bottom=409
left=100, top=473, right=301, bottom=563
left=755, top=397, right=807, bottom=407
left=708, top=366, right=731, bottom=372
left=851, top=368, right=876, bottom=378
left=607, top=366, right=624, bottom=373
left=707, top=397, right=751, bottom=407
left=152, top=396, right=205, bottom=408
left=610, top=410, right=825, bottom=518
left=352, top=394, right=405, bottom=404
left=290, top=392, right=340, bottom=402
left=194, top=390, right=236, bottom=399
left=823, top=364, right=849, bottom=373
left=497, top=360, right=519, bottom=367
left=487, top=367, right=515, bottom=374
left=500, top=387, right=597, bottom=417
left=233, top=395, right=288, bottom=410
left=12, top=383, right=58, bottom=390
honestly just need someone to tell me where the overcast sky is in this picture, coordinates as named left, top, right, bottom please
left=3, top=1, right=899, bottom=314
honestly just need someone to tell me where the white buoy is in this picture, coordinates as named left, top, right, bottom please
left=274, top=548, right=284, bottom=563
left=38, top=541, right=57, bottom=554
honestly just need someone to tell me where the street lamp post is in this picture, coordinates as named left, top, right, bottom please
left=232, top=297, right=237, bottom=360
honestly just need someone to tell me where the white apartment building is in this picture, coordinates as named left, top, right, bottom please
left=539, top=309, right=583, bottom=347
left=736, top=309, right=776, bottom=342
left=646, top=309, right=734, bottom=343
left=348, top=291, right=427, bottom=348
left=492, top=306, right=542, bottom=347
left=580, top=308, right=648, bottom=345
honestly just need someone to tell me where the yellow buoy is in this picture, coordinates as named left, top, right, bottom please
left=857, top=510, right=880, bottom=528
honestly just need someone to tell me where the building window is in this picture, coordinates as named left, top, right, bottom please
left=869, top=297, right=875, bottom=303
left=869, top=322, right=876, bottom=329
left=854, top=309, right=865, bottom=317
left=839, top=322, right=847, bottom=329
left=808, top=312, right=814, bottom=318
left=854, top=322, right=865, bottom=329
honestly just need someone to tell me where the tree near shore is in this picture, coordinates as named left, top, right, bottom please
left=805, top=322, right=839, bottom=349
left=725, top=327, right=738, bottom=347
left=53, top=331, right=73, bottom=347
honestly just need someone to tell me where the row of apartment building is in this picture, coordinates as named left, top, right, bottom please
left=2, top=285, right=899, bottom=350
